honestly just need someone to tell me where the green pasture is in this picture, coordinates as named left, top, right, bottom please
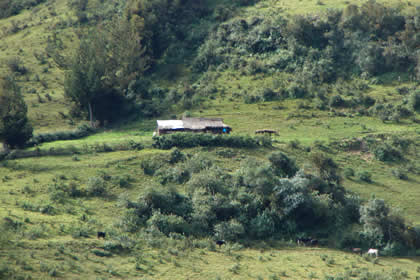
left=1, top=0, right=420, bottom=279
left=201, top=99, right=418, bottom=144
left=2, top=239, right=420, bottom=279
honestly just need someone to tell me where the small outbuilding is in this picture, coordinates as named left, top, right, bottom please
left=155, top=117, right=232, bottom=136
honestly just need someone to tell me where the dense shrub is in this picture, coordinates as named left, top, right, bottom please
left=193, top=39, right=224, bottom=72
left=391, top=169, right=408, bottom=180
left=112, top=175, right=132, bottom=188
left=214, top=219, right=245, bottom=241
left=91, top=248, right=112, bottom=257
left=360, top=198, right=409, bottom=249
left=184, top=153, right=213, bottom=174
left=268, top=151, right=298, bottom=178
left=249, top=210, right=276, bottom=239
left=409, top=90, right=420, bottom=112
left=67, top=0, right=88, bottom=12
left=169, top=148, right=185, bottom=164
left=6, top=57, right=28, bottom=75
left=329, top=95, right=346, bottom=108
left=127, top=0, right=216, bottom=64
left=86, top=176, right=107, bottom=197
left=71, top=223, right=93, bottom=238
left=142, top=187, right=193, bottom=219
left=373, top=144, right=402, bottom=162
left=187, top=167, right=230, bottom=195
left=156, top=166, right=190, bottom=185
left=239, top=159, right=277, bottom=196
left=253, top=87, right=278, bottom=102
left=382, top=242, right=408, bottom=256
left=146, top=211, right=190, bottom=236
left=22, top=201, right=57, bottom=215
left=286, top=82, right=307, bottom=99
left=141, top=156, right=167, bottom=176
left=103, top=234, right=136, bottom=253
left=357, top=171, right=372, bottom=183
left=343, top=168, right=355, bottom=178
left=310, top=153, right=341, bottom=184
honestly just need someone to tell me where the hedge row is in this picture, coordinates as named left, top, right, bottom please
left=1, top=140, right=144, bottom=161
left=26, top=124, right=96, bottom=147
left=152, top=133, right=271, bottom=149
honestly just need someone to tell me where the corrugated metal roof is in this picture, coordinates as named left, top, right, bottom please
left=157, top=120, right=184, bottom=129
left=157, top=118, right=230, bottom=130
left=183, top=118, right=228, bottom=129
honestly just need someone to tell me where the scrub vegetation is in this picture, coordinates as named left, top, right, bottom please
left=0, top=0, right=420, bottom=279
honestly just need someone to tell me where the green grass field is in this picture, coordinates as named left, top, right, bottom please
left=1, top=0, right=420, bottom=279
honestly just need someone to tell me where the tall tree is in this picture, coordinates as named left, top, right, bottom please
left=0, top=76, right=33, bottom=150
left=64, top=15, right=148, bottom=127
left=64, top=33, right=106, bottom=127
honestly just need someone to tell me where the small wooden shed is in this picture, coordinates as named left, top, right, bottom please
left=155, top=117, right=232, bottom=136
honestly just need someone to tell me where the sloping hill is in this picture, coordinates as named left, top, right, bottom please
left=0, top=0, right=420, bottom=279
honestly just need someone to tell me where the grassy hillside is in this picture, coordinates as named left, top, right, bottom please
left=1, top=0, right=420, bottom=279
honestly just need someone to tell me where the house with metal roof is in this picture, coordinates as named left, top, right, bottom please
left=155, top=117, right=232, bottom=135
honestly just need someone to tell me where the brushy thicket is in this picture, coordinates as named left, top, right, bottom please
left=118, top=150, right=420, bottom=255
left=193, top=1, right=420, bottom=102
left=195, top=1, right=420, bottom=78
left=152, top=133, right=272, bottom=149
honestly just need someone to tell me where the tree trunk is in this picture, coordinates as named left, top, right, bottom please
left=88, top=102, right=94, bottom=128
left=1, top=142, right=9, bottom=153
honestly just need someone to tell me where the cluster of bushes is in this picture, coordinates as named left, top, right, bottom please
left=127, top=0, right=255, bottom=62
left=372, top=144, right=403, bottom=162
left=141, top=150, right=220, bottom=186
left=366, top=135, right=413, bottom=162
left=6, top=57, right=28, bottom=75
left=368, top=87, right=419, bottom=122
left=48, top=173, right=133, bottom=204
left=193, top=1, right=419, bottom=101
left=358, top=197, right=420, bottom=253
left=21, top=201, right=56, bottom=215
left=336, top=134, right=412, bottom=164
left=152, top=133, right=271, bottom=149
left=126, top=150, right=420, bottom=255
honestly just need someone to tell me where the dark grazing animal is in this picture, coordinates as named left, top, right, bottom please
left=97, top=231, right=106, bottom=239
left=352, top=248, right=362, bottom=255
left=215, top=240, right=226, bottom=248
left=297, top=237, right=318, bottom=246
left=296, top=237, right=311, bottom=246
left=310, top=239, right=318, bottom=246
left=255, top=129, right=278, bottom=135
